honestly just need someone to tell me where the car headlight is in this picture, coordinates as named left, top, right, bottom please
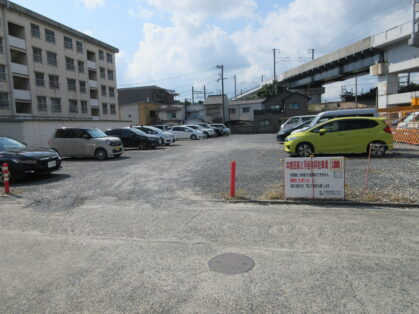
left=12, top=159, right=37, bottom=164
left=106, top=140, right=111, bottom=145
left=285, top=137, right=299, bottom=141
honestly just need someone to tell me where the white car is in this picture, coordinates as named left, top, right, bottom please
left=184, top=124, right=215, bottom=138
left=169, top=126, right=203, bottom=140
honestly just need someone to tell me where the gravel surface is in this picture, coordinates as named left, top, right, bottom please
left=5, top=134, right=419, bottom=206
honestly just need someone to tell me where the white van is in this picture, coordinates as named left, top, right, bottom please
left=280, top=115, right=316, bottom=132
left=292, top=108, right=378, bottom=134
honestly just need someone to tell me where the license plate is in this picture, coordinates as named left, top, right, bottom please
left=115, top=146, right=121, bottom=151
left=48, top=160, right=56, bottom=168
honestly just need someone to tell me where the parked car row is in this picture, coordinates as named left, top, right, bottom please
left=278, top=109, right=394, bottom=158
left=0, top=123, right=231, bottom=182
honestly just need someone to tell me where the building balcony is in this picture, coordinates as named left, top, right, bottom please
left=89, top=80, right=98, bottom=88
left=13, top=89, right=31, bottom=100
left=11, top=63, right=28, bottom=75
left=90, top=99, right=99, bottom=107
left=8, top=35, right=26, bottom=50
left=87, top=60, right=97, bottom=70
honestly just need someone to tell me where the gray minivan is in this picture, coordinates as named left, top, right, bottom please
left=291, top=108, right=378, bottom=134
left=49, top=128, right=124, bottom=160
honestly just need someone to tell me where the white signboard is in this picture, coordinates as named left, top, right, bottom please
left=284, top=157, right=345, bottom=200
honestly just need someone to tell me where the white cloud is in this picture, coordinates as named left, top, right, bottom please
left=128, top=7, right=156, bottom=20
left=123, top=0, right=410, bottom=99
left=146, top=0, right=257, bottom=19
left=80, top=0, right=105, bottom=10
left=84, top=30, right=94, bottom=36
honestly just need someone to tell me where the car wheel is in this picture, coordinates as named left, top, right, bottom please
left=368, top=141, right=387, bottom=157
left=191, top=134, right=197, bottom=140
left=296, top=142, right=314, bottom=157
left=159, top=138, right=164, bottom=145
left=95, top=148, right=107, bottom=160
left=203, top=132, right=208, bottom=138
left=139, top=142, right=146, bottom=150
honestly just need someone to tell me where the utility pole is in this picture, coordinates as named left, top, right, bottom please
left=308, top=48, right=315, bottom=60
left=216, top=65, right=225, bottom=123
left=203, top=85, right=206, bottom=100
left=192, top=86, right=194, bottom=104
left=409, top=0, right=419, bottom=46
left=234, top=75, right=237, bottom=98
left=261, top=74, right=264, bottom=82
left=273, top=49, right=280, bottom=81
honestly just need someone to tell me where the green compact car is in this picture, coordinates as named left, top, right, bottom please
left=284, top=117, right=393, bottom=157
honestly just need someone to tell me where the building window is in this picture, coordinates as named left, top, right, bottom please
left=0, top=64, right=6, bottom=81
left=259, top=120, right=270, bottom=126
left=100, top=67, right=106, bottom=79
left=101, top=85, right=107, bottom=96
left=110, top=104, right=116, bottom=115
left=37, top=96, right=47, bottom=111
left=109, top=87, right=115, bottom=98
left=107, top=70, right=114, bottom=81
left=35, top=72, right=44, bottom=87
left=31, top=23, right=41, bottom=39
left=78, top=60, right=84, bottom=73
left=64, top=36, right=73, bottom=49
left=69, top=99, right=78, bottom=113
left=33, top=47, right=42, bottom=63
left=229, top=108, right=236, bottom=114
left=0, top=38, right=3, bottom=54
left=91, top=107, right=99, bottom=116
left=98, top=50, right=104, bottom=60
left=51, top=97, right=61, bottom=112
left=79, top=81, right=86, bottom=93
left=106, top=53, right=113, bottom=64
left=81, top=100, right=88, bottom=113
left=67, top=78, right=76, bottom=91
left=289, top=103, right=299, bottom=109
left=47, top=51, right=57, bottom=66
left=167, top=112, right=176, bottom=119
left=0, top=92, right=8, bottom=109
left=271, top=104, right=280, bottom=110
left=45, top=29, right=55, bottom=44
left=102, top=102, right=108, bottom=114
left=66, top=57, right=75, bottom=71
left=49, top=75, right=59, bottom=89
left=76, top=41, right=83, bottom=53
left=242, top=107, right=250, bottom=113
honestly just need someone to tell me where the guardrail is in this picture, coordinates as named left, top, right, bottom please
left=391, top=128, right=419, bottom=145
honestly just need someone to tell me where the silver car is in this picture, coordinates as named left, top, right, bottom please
left=133, top=126, right=176, bottom=146
left=49, top=128, right=123, bottom=160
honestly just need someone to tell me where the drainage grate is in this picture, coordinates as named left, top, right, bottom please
left=208, top=253, right=255, bottom=275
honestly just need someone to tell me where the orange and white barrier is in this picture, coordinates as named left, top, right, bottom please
left=391, top=128, right=419, bottom=145
left=2, top=163, right=10, bottom=194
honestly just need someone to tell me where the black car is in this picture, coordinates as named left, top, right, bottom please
left=105, top=128, right=160, bottom=149
left=276, top=120, right=313, bottom=142
left=0, top=137, right=62, bottom=183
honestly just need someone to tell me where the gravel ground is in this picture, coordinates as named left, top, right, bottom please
left=4, top=134, right=419, bottom=205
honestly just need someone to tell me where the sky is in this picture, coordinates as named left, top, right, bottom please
left=12, top=0, right=412, bottom=102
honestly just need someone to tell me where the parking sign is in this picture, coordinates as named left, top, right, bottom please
left=284, top=157, right=345, bottom=199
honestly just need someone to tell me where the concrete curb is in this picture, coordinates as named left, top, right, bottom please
left=227, top=199, right=419, bottom=209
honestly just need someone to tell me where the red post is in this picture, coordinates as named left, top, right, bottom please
left=2, top=163, right=10, bottom=194
left=230, top=161, right=236, bottom=197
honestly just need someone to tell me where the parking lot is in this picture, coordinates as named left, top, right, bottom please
left=1, top=134, right=418, bottom=312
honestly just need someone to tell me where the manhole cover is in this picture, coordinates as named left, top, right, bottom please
left=208, top=253, right=255, bottom=275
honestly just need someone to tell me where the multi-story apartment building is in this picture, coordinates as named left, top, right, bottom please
left=0, top=0, right=119, bottom=121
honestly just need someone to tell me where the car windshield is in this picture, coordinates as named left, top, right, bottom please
left=188, top=126, right=198, bottom=129
left=0, top=137, right=26, bottom=151
left=131, top=128, right=147, bottom=136
left=87, top=129, right=107, bottom=138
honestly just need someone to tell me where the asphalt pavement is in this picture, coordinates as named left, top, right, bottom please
left=0, top=134, right=418, bottom=313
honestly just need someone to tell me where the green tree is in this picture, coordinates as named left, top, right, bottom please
left=257, top=81, right=285, bottom=98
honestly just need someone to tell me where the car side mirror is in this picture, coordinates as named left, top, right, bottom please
left=83, top=134, right=90, bottom=139
left=319, top=129, right=327, bottom=135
